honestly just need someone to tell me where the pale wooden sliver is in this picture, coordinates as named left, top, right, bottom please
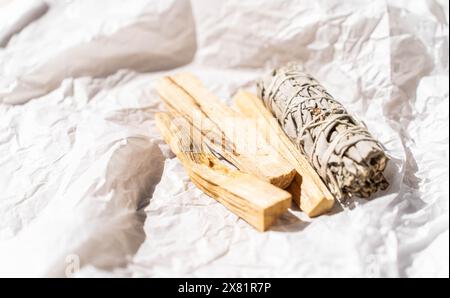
left=233, top=91, right=335, bottom=217
left=155, top=112, right=292, bottom=231
left=155, top=74, right=296, bottom=189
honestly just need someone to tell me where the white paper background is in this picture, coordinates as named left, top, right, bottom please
left=0, top=0, right=448, bottom=277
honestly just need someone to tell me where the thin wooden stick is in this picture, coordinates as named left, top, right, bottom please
left=155, top=112, right=292, bottom=231
left=155, top=74, right=296, bottom=189
left=233, top=91, right=335, bottom=217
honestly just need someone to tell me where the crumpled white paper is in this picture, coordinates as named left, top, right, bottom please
left=0, top=0, right=48, bottom=47
left=0, top=0, right=196, bottom=104
left=0, top=0, right=448, bottom=277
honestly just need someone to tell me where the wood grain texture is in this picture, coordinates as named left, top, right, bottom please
left=233, top=91, right=335, bottom=217
left=155, top=112, right=292, bottom=231
left=155, top=74, right=295, bottom=189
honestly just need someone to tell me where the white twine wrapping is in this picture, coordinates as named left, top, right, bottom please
left=258, top=63, right=389, bottom=200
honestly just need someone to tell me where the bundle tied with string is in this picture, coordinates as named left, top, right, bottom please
left=258, top=63, right=389, bottom=201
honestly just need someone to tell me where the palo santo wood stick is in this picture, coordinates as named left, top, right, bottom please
left=233, top=91, right=334, bottom=217
left=155, top=74, right=296, bottom=189
left=155, top=112, right=292, bottom=232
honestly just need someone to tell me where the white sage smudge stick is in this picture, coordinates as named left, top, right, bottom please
left=258, top=63, right=389, bottom=201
